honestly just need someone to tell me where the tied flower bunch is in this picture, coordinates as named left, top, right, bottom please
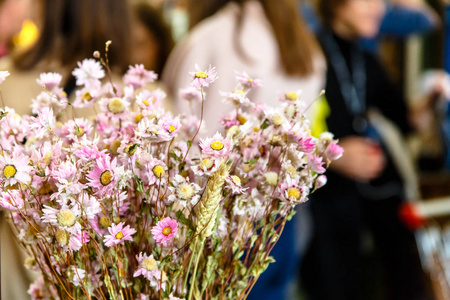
left=0, top=50, right=342, bottom=300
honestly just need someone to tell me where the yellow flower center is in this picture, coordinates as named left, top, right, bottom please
left=237, top=115, right=247, bottom=125
left=210, top=141, right=224, bottom=151
left=75, top=126, right=84, bottom=137
left=57, top=210, right=76, bottom=227
left=3, top=165, right=17, bottom=178
left=235, top=89, right=246, bottom=96
left=55, top=229, right=70, bottom=246
left=125, top=144, right=138, bottom=156
left=44, top=151, right=53, bottom=166
left=142, top=258, right=158, bottom=271
left=231, top=175, right=241, bottom=186
left=201, top=159, right=214, bottom=169
left=264, top=172, right=278, bottom=186
left=82, top=91, right=93, bottom=102
left=135, top=114, right=143, bottom=123
left=195, top=71, right=208, bottom=79
left=142, top=99, right=150, bottom=106
left=107, top=98, right=126, bottom=114
left=99, top=217, right=111, bottom=229
left=287, top=187, right=301, bottom=200
left=152, top=165, right=165, bottom=178
left=168, top=125, right=176, bottom=133
left=162, top=226, right=172, bottom=236
left=285, top=91, right=298, bottom=101
left=253, top=126, right=259, bottom=132
left=248, top=78, right=253, bottom=82
left=100, top=170, right=113, bottom=186
left=176, top=183, right=195, bottom=200
left=110, top=141, right=121, bottom=155
left=115, top=231, right=124, bottom=239
left=271, top=114, right=284, bottom=126
left=286, top=166, right=297, bottom=178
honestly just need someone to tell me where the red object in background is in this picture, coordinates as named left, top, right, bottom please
left=399, top=202, right=427, bottom=230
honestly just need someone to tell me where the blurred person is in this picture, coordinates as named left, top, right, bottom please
left=0, top=0, right=30, bottom=57
left=130, top=1, right=175, bottom=76
left=0, top=1, right=131, bottom=299
left=301, top=0, right=439, bottom=52
left=162, top=0, right=325, bottom=299
left=0, top=0, right=131, bottom=116
left=299, top=0, right=444, bottom=299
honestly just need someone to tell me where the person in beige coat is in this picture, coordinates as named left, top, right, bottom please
left=162, top=1, right=325, bottom=298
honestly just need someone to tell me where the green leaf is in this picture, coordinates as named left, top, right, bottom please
left=260, top=118, right=270, bottom=129
left=286, top=209, right=297, bottom=221
left=134, top=175, right=144, bottom=194
left=187, top=140, right=192, bottom=149
left=152, top=247, right=161, bottom=258
left=244, top=158, right=258, bottom=165
left=162, top=255, right=173, bottom=264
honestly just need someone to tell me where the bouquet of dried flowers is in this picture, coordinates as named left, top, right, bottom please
left=0, top=47, right=342, bottom=300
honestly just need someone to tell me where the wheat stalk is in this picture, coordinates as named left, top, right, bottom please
left=196, top=159, right=229, bottom=239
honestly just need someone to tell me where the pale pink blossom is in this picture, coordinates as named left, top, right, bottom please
left=190, top=64, right=218, bottom=88
left=72, top=58, right=105, bottom=87
left=235, top=71, right=262, bottom=88
left=103, top=222, right=136, bottom=247
left=325, top=142, right=344, bottom=160
left=37, top=72, right=62, bottom=91
left=123, top=64, right=157, bottom=89
left=151, top=217, right=178, bottom=246
left=0, top=71, right=10, bottom=84
left=0, top=149, right=32, bottom=186
left=199, top=132, right=231, bottom=158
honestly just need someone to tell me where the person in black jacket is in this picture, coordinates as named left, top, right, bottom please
left=300, top=0, right=444, bottom=299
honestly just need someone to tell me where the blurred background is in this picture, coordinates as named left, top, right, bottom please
left=2, top=0, right=450, bottom=299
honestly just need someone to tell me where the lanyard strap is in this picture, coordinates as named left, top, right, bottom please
left=320, top=30, right=368, bottom=133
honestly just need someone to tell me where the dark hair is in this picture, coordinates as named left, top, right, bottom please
left=187, top=0, right=320, bottom=76
left=132, top=2, right=174, bottom=75
left=13, top=0, right=131, bottom=72
left=314, top=0, right=348, bottom=26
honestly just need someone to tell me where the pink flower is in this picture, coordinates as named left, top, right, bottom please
left=190, top=64, right=218, bottom=88
left=325, top=142, right=344, bottom=160
left=220, top=89, right=255, bottom=107
left=69, top=229, right=90, bottom=251
left=278, top=90, right=302, bottom=103
left=235, top=71, right=262, bottom=89
left=72, top=58, right=105, bottom=87
left=103, top=222, right=136, bottom=247
left=30, top=107, right=56, bottom=138
left=298, top=137, right=316, bottom=153
left=308, top=154, right=326, bottom=174
left=99, top=97, right=131, bottom=120
left=180, top=86, right=202, bottom=103
left=199, top=132, right=231, bottom=158
left=86, top=156, right=117, bottom=196
left=133, top=252, right=161, bottom=281
left=37, top=72, right=62, bottom=91
left=0, top=190, right=24, bottom=210
left=143, top=157, right=166, bottom=186
left=315, top=175, right=327, bottom=189
left=136, top=89, right=166, bottom=110
left=151, top=217, right=178, bottom=246
left=0, top=71, right=9, bottom=84
left=0, top=149, right=32, bottom=186
left=225, top=175, right=248, bottom=194
left=160, top=116, right=181, bottom=139
left=72, top=87, right=101, bottom=108
left=279, top=177, right=309, bottom=204
left=123, top=64, right=157, bottom=89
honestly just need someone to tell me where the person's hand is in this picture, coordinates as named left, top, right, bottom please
left=330, top=136, right=386, bottom=182
left=411, top=70, right=450, bottom=131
